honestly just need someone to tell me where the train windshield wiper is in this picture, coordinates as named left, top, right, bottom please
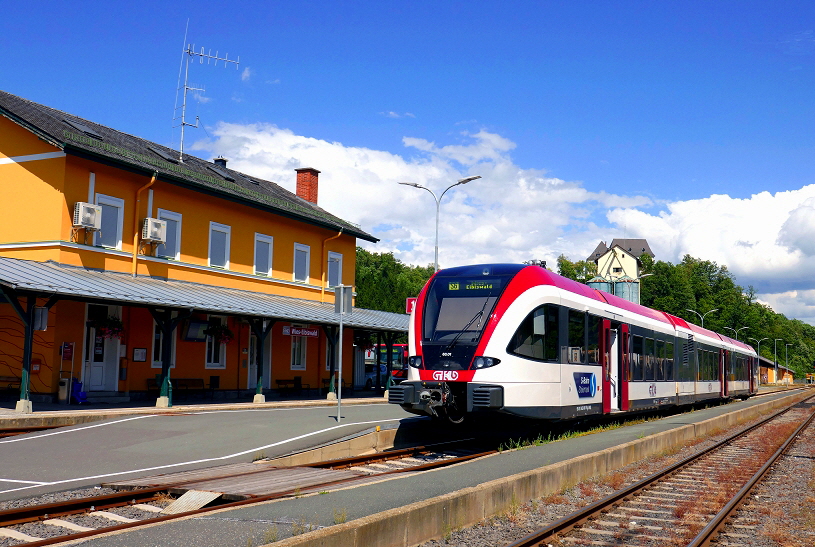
left=443, top=296, right=491, bottom=352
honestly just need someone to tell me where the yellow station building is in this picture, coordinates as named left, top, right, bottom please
left=0, top=90, right=407, bottom=412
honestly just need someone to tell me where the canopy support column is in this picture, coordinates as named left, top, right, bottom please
left=382, top=331, right=399, bottom=393
left=148, top=307, right=190, bottom=408
left=247, top=318, right=275, bottom=403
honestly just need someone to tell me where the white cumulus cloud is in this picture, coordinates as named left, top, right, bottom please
left=191, top=123, right=815, bottom=323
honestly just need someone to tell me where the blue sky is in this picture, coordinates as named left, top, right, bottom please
left=4, top=1, right=815, bottom=321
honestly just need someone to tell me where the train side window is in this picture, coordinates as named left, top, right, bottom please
left=567, top=310, right=585, bottom=363
left=655, top=339, right=665, bottom=381
left=644, top=338, right=655, bottom=381
left=665, top=341, right=674, bottom=381
left=587, top=315, right=601, bottom=364
left=631, top=335, right=644, bottom=381
left=506, top=304, right=560, bottom=362
left=543, top=305, right=559, bottom=360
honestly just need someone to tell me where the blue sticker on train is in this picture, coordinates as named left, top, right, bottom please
left=573, top=372, right=597, bottom=398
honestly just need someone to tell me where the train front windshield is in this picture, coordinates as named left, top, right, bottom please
left=422, top=276, right=508, bottom=344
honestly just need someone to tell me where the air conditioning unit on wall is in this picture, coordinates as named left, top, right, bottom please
left=142, top=218, right=167, bottom=243
left=73, top=202, right=102, bottom=231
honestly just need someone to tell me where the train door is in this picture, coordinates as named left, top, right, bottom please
left=719, top=349, right=728, bottom=397
left=620, top=323, right=630, bottom=411
left=608, top=329, right=619, bottom=411
left=601, top=319, right=620, bottom=413
left=749, top=356, right=757, bottom=394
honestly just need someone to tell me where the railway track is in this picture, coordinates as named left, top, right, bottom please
left=503, top=395, right=815, bottom=547
left=0, top=441, right=495, bottom=546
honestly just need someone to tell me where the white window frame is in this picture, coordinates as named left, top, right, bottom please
left=327, top=251, right=342, bottom=288
left=156, top=209, right=182, bottom=260
left=94, top=194, right=125, bottom=250
left=293, top=243, right=310, bottom=283
left=254, top=233, right=274, bottom=276
left=151, top=316, right=177, bottom=369
left=290, top=323, right=307, bottom=371
left=205, top=315, right=227, bottom=369
left=208, top=222, right=231, bottom=269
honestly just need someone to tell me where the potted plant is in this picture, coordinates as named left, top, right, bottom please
left=204, top=323, right=234, bottom=345
left=90, top=315, right=125, bottom=340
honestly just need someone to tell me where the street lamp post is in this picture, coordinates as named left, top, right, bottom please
left=723, top=326, right=748, bottom=341
left=399, top=176, right=481, bottom=272
left=685, top=308, right=719, bottom=329
left=749, top=337, right=768, bottom=384
left=774, top=338, right=783, bottom=384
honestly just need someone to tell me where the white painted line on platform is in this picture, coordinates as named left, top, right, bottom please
left=0, top=478, right=48, bottom=485
left=0, top=415, right=158, bottom=444
left=0, top=417, right=403, bottom=496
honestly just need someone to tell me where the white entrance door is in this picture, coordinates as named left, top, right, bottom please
left=84, top=305, right=119, bottom=391
left=609, top=330, right=620, bottom=411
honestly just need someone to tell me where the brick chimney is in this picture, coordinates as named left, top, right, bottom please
left=295, top=167, right=320, bottom=204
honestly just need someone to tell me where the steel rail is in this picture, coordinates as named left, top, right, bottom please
left=0, top=444, right=496, bottom=546
left=503, top=394, right=813, bottom=547
left=687, top=401, right=815, bottom=547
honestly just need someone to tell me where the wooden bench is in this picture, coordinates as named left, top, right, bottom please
left=146, top=378, right=209, bottom=400
left=276, top=376, right=310, bottom=395
left=0, top=376, right=20, bottom=401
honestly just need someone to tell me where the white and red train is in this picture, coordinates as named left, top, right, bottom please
left=388, top=264, right=758, bottom=423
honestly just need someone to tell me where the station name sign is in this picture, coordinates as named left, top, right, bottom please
left=282, top=326, right=319, bottom=338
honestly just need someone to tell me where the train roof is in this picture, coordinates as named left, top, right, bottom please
left=437, top=264, right=755, bottom=352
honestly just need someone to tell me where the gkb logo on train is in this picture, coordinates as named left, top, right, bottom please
left=572, top=372, right=597, bottom=398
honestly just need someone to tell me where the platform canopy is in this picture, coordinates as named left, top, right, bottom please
left=0, top=257, right=408, bottom=332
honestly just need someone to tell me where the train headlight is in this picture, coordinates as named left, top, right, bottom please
left=473, top=356, right=501, bottom=369
left=408, top=356, right=423, bottom=368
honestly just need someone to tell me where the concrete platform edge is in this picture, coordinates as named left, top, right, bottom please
left=267, top=390, right=812, bottom=547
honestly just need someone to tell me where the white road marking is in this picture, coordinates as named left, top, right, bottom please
left=0, top=418, right=403, bottom=495
left=0, top=478, right=48, bottom=485
left=0, top=415, right=158, bottom=444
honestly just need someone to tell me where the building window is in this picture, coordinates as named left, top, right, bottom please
left=290, top=324, right=307, bottom=370
left=205, top=316, right=227, bottom=369
left=151, top=319, right=176, bottom=369
left=294, top=243, right=310, bottom=283
left=254, top=233, right=273, bottom=276
left=95, top=194, right=124, bottom=249
left=612, top=267, right=623, bottom=273
left=327, top=251, right=342, bottom=288
left=156, top=209, right=182, bottom=260
left=209, top=222, right=231, bottom=269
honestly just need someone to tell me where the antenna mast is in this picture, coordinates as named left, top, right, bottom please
left=175, top=44, right=240, bottom=162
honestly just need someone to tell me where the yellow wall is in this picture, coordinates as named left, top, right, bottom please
left=0, top=118, right=66, bottom=249
left=0, top=119, right=365, bottom=398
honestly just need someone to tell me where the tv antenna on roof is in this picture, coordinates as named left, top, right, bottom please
left=174, top=39, right=239, bottom=163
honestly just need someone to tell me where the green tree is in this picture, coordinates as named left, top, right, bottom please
left=557, top=255, right=597, bottom=284
left=355, top=248, right=434, bottom=313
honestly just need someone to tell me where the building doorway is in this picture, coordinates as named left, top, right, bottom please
left=83, top=304, right=120, bottom=392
